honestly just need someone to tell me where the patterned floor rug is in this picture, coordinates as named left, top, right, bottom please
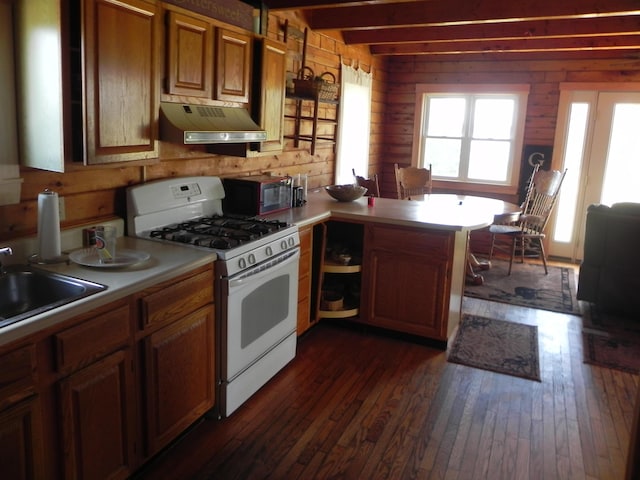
left=447, top=314, right=541, bottom=381
left=582, top=303, right=640, bottom=374
left=464, top=259, right=581, bottom=315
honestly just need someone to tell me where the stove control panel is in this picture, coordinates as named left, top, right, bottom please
left=171, top=182, right=202, bottom=199
left=223, top=230, right=300, bottom=277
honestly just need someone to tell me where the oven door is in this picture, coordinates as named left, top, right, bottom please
left=219, top=248, right=299, bottom=415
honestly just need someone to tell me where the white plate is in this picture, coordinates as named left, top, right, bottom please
left=69, top=248, right=151, bottom=268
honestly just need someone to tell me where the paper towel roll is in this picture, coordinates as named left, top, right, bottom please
left=37, top=190, right=61, bottom=260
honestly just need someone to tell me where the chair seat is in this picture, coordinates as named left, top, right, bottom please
left=488, top=224, right=521, bottom=235
left=489, top=224, right=546, bottom=238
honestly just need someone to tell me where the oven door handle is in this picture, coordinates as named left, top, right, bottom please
left=228, top=249, right=300, bottom=289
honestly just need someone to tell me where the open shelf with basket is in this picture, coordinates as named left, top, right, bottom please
left=316, top=221, right=363, bottom=320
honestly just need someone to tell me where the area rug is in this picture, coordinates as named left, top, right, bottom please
left=581, top=304, right=640, bottom=374
left=447, top=315, right=541, bottom=381
left=464, top=259, right=580, bottom=315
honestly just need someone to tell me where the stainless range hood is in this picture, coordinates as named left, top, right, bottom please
left=159, top=102, right=267, bottom=144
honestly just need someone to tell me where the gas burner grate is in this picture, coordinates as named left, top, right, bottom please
left=145, top=214, right=291, bottom=250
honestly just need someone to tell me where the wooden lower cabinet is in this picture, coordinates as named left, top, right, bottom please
left=0, top=344, right=43, bottom=480
left=58, top=349, right=135, bottom=480
left=0, top=264, right=216, bottom=478
left=0, top=395, right=44, bottom=480
left=297, top=224, right=313, bottom=335
left=142, top=306, right=214, bottom=455
left=361, top=224, right=454, bottom=340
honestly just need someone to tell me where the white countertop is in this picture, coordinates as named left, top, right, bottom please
left=267, top=190, right=508, bottom=231
left=1, top=191, right=511, bottom=347
left=0, top=236, right=216, bottom=347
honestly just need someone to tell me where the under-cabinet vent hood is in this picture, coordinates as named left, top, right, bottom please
left=160, top=102, right=267, bottom=144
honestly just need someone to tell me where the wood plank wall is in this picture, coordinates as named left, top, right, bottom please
left=0, top=10, right=382, bottom=242
left=378, top=56, right=640, bottom=201
left=7, top=9, right=639, bottom=243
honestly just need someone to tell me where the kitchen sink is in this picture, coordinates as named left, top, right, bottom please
left=0, top=265, right=107, bottom=329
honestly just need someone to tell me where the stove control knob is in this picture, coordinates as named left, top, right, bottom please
left=248, top=253, right=256, bottom=265
left=288, top=237, right=295, bottom=247
left=280, top=240, right=287, bottom=251
left=266, top=246, right=273, bottom=257
left=238, top=257, right=246, bottom=270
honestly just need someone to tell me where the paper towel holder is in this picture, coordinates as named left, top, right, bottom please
left=31, top=188, right=70, bottom=265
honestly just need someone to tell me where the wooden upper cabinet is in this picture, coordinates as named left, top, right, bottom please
left=215, top=28, right=251, bottom=103
left=15, top=0, right=159, bottom=171
left=166, top=11, right=213, bottom=98
left=83, top=0, right=160, bottom=165
left=255, top=38, right=286, bottom=152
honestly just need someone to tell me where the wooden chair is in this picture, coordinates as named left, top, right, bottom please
left=394, top=163, right=432, bottom=199
left=489, top=167, right=567, bottom=275
left=352, top=168, right=380, bottom=197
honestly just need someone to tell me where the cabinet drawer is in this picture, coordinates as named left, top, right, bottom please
left=368, top=225, right=453, bottom=256
left=141, top=269, right=214, bottom=330
left=0, top=345, right=36, bottom=410
left=54, top=304, right=131, bottom=373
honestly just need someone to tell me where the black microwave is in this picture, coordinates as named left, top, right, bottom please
left=222, top=175, right=293, bottom=216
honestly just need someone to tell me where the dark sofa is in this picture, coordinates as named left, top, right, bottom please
left=577, top=202, right=640, bottom=315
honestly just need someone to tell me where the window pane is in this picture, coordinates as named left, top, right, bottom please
left=472, top=98, right=514, bottom=140
left=424, top=138, right=461, bottom=177
left=426, top=98, right=466, bottom=137
left=553, top=102, right=589, bottom=243
left=600, top=103, right=640, bottom=206
left=468, top=140, right=511, bottom=181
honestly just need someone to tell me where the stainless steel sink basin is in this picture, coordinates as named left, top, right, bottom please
left=0, top=265, right=107, bottom=329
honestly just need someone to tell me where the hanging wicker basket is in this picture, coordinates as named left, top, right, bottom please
left=293, top=66, right=339, bottom=101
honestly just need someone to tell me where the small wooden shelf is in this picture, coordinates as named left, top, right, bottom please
left=317, top=306, right=359, bottom=319
left=323, top=261, right=362, bottom=274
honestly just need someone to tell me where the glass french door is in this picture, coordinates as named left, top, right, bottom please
left=549, top=88, right=640, bottom=261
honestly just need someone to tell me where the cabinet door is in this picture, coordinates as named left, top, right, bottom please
left=83, top=0, right=159, bottom=164
left=255, top=38, right=286, bottom=152
left=143, top=305, right=214, bottom=456
left=0, top=396, right=44, bottom=480
left=362, top=225, right=454, bottom=340
left=215, top=28, right=251, bottom=103
left=166, top=10, right=213, bottom=98
left=58, top=349, right=136, bottom=480
left=297, top=225, right=313, bottom=335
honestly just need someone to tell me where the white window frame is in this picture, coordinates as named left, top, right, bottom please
left=412, top=84, right=530, bottom=195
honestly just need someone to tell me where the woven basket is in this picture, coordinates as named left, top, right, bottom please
left=293, top=67, right=339, bottom=101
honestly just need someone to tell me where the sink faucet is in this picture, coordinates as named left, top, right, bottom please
left=0, top=246, right=13, bottom=273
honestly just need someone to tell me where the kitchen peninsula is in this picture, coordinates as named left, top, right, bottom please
left=267, top=190, right=504, bottom=344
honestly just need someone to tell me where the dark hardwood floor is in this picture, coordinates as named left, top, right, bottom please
left=135, top=265, right=639, bottom=480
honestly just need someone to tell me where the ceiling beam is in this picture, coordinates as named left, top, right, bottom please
left=369, top=34, right=640, bottom=55
left=264, top=0, right=416, bottom=10
left=342, top=16, right=640, bottom=45
left=303, top=0, right=640, bottom=30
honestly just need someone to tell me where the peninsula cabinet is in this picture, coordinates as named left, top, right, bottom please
left=15, top=0, right=160, bottom=171
left=361, top=224, right=455, bottom=341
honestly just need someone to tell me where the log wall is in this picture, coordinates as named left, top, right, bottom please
left=378, top=56, right=640, bottom=200
left=3, top=8, right=640, bottom=242
left=0, top=10, right=383, bottom=241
